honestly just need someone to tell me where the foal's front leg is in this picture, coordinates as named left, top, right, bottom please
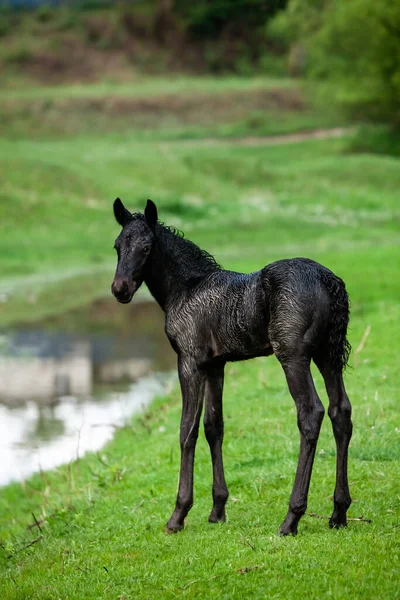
left=166, top=356, right=205, bottom=533
left=204, top=363, right=229, bottom=523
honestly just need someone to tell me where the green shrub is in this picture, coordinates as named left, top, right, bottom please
left=84, top=14, right=124, bottom=50
left=36, top=4, right=53, bottom=23
left=269, top=0, right=400, bottom=124
left=0, top=15, right=11, bottom=37
left=174, top=0, right=287, bottom=39
left=347, top=125, right=400, bottom=157
left=258, top=52, right=286, bottom=76
left=56, top=8, right=79, bottom=31
left=3, top=45, right=33, bottom=65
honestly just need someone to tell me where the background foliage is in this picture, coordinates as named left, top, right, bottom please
left=269, top=0, right=400, bottom=125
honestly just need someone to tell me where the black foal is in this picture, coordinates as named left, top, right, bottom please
left=111, top=198, right=352, bottom=536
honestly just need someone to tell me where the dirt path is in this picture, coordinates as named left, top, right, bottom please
left=169, top=127, right=353, bottom=147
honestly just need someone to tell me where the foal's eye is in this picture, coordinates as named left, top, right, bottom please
left=143, top=245, right=150, bottom=253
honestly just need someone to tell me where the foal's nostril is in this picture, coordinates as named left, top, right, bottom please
left=112, top=278, right=129, bottom=296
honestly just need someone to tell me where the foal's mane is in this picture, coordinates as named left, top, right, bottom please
left=156, top=220, right=221, bottom=275
left=129, top=211, right=221, bottom=275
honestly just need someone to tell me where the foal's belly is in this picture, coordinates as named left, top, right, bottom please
left=210, top=320, right=272, bottom=362
left=207, top=289, right=271, bottom=361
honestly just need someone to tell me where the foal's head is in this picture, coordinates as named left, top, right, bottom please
left=111, top=198, right=158, bottom=304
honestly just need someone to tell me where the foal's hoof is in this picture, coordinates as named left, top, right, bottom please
left=279, top=512, right=299, bottom=536
left=329, top=512, right=347, bottom=529
left=279, top=523, right=298, bottom=537
left=165, top=520, right=184, bottom=534
left=208, top=509, right=226, bottom=524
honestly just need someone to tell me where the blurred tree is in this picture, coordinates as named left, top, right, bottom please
left=173, top=0, right=287, bottom=39
left=269, top=0, right=400, bottom=124
left=172, top=0, right=287, bottom=72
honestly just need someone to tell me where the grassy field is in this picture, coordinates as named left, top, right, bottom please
left=0, top=75, right=399, bottom=598
left=0, top=76, right=342, bottom=140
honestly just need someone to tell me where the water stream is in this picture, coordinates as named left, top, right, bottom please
left=0, top=298, right=176, bottom=486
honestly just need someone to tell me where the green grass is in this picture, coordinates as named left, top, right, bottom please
left=0, top=76, right=399, bottom=597
left=0, top=76, right=296, bottom=99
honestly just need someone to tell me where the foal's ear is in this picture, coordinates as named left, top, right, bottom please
left=144, top=199, right=158, bottom=230
left=113, top=198, right=132, bottom=227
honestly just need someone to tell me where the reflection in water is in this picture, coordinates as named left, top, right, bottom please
left=0, top=298, right=176, bottom=486
left=0, top=338, right=92, bottom=401
left=26, top=406, right=66, bottom=443
left=0, top=374, right=175, bottom=486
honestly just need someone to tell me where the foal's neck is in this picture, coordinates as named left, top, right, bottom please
left=144, top=223, right=220, bottom=311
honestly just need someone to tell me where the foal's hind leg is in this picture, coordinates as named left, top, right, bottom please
left=204, top=363, right=229, bottom=523
left=278, top=356, right=325, bottom=536
left=316, top=361, right=352, bottom=528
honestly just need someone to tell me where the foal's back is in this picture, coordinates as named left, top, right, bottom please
left=167, top=257, right=344, bottom=366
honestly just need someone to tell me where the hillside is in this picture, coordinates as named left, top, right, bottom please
left=0, top=1, right=286, bottom=87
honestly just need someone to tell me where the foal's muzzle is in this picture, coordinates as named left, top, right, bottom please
left=112, top=277, right=135, bottom=304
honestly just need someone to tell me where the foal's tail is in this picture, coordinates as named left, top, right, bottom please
left=320, top=270, right=351, bottom=372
